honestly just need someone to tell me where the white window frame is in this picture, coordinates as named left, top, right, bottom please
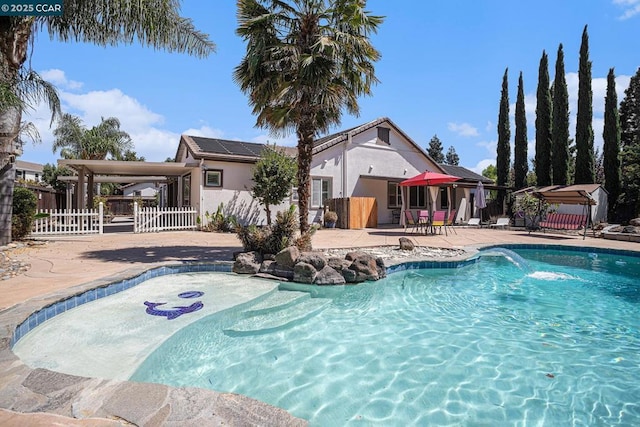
left=204, top=170, right=223, bottom=187
left=311, top=177, right=332, bottom=207
left=387, top=182, right=402, bottom=208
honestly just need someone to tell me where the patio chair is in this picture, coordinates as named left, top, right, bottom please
left=404, top=210, right=419, bottom=234
left=445, top=209, right=457, bottom=235
left=417, top=210, right=430, bottom=234
left=432, top=210, right=447, bottom=235
left=490, top=217, right=510, bottom=229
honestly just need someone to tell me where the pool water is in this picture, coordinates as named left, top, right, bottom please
left=131, top=249, right=640, bottom=426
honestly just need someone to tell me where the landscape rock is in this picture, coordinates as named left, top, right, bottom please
left=274, top=247, right=299, bottom=268
left=314, top=265, right=346, bottom=285
left=398, top=237, right=414, bottom=251
left=630, top=218, right=640, bottom=227
left=297, top=252, right=327, bottom=271
left=233, top=251, right=263, bottom=274
left=346, top=251, right=379, bottom=282
left=293, top=262, right=317, bottom=284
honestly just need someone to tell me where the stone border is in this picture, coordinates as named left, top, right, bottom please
left=602, top=225, right=640, bottom=243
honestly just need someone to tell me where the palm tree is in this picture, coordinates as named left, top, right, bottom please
left=52, top=114, right=133, bottom=160
left=234, top=0, right=383, bottom=235
left=0, top=1, right=215, bottom=245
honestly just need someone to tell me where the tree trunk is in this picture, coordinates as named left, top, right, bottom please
left=0, top=106, right=21, bottom=245
left=296, top=127, right=315, bottom=235
left=0, top=17, right=34, bottom=245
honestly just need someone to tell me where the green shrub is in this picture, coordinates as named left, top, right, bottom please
left=235, top=205, right=300, bottom=254
left=11, top=186, right=37, bottom=240
left=200, top=203, right=237, bottom=232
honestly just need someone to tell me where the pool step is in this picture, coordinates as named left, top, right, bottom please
left=243, top=290, right=310, bottom=317
left=224, top=296, right=331, bottom=337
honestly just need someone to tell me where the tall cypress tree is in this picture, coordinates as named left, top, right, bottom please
left=603, top=68, right=621, bottom=221
left=535, top=51, right=552, bottom=186
left=552, top=44, right=570, bottom=185
left=427, top=135, right=445, bottom=163
left=496, top=68, right=511, bottom=206
left=514, top=71, right=528, bottom=189
left=619, top=67, right=640, bottom=220
left=574, top=25, right=595, bottom=184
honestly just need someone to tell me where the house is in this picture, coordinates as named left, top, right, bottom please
left=15, top=160, right=44, bottom=183
left=173, top=117, right=447, bottom=226
left=438, top=164, right=495, bottom=223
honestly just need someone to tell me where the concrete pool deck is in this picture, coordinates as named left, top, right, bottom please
left=0, top=226, right=638, bottom=425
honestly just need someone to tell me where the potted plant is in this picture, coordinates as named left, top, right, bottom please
left=324, top=210, right=338, bottom=228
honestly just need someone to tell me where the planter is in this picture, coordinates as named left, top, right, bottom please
left=325, top=221, right=336, bottom=229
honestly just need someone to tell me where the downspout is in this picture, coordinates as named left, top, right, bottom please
left=342, top=133, right=350, bottom=198
left=199, top=158, right=205, bottom=229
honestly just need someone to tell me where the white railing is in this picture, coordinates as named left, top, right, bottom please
left=133, top=202, right=197, bottom=233
left=32, top=203, right=104, bottom=236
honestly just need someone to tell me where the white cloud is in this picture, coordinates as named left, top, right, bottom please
left=613, top=0, right=640, bottom=19
left=470, top=158, right=495, bottom=175
left=447, top=122, right=479, bottom=137
left=182, top=125, right=226, bottom=139
left=40, top=69, right=83, bottom=91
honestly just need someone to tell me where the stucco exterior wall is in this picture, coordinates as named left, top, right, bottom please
left=122, top=183, right=158, bottom=198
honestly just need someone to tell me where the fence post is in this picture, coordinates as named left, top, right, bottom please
left=133, top=201, right=138, bottom=233
left=98, top=202, right=104, bottom=234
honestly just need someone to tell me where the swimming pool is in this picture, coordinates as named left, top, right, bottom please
left=127, top=247, right=640, bottom=426
left=13, top=246, right=640, bottom=425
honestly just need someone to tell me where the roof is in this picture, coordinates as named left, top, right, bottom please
left=438, top=164, right=493, bottom=184
left=311, top=117, right=444, bottom=172
left=178, top=135, right=297, bottom=162
left=58, top=159, right=194, bottom=177
left=16, top=160, right=44, bottom=172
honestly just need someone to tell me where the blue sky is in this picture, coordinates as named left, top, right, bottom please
left=21, top=0, right=640, bottom=173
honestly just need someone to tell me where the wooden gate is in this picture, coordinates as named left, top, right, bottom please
left=326, top=197, right=377, bottom=229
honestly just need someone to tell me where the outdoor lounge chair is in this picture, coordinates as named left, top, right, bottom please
left=467, top=218, right=481, bottom=227
left=489, top=217, right=510, bottom=229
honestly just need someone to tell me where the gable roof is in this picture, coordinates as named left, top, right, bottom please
left=438, top=164, right=493, bottom=184
left=311, top=117, right=443, bottom=171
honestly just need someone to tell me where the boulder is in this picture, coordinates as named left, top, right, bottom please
left=346, top=252, right=379, bottom=282
left=630, top=218, right=640, bottom=227
left=293, top=262, right=317, bottom=284
left=274, top=246, right=300, bottom=268
left=297, top=252, right=327, bottom=271
left=375, top=257, right=387, bottom=279
left=398, top=237, right=414, bottom=251
left=314, top=265, right=346, bottom=285
left=233, top=251, right=263, bottom=274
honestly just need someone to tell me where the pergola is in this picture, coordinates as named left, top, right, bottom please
left=57, top=159, right=196, bottom=209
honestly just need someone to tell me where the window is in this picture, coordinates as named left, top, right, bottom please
left=291, top=187, right=299, bottom=203
left=311, top=178, right=332, bottom=207
left=133, top=190, right=142, bottom=197
left=182, top=174, right=191, bottom=206
left=439, top=187, right=448, bottom=209
left=377, top=126, right=390, bottom=144
left=204, top=170, right=223, bottom=187
left=387, top=182, right=402, bottom=208
left=409, top=186, right=427, bottom=208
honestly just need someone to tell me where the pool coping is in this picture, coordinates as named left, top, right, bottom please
left=1, top=243, right=639, bottom=425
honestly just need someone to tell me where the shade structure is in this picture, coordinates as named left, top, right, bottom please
left=399, top=171, right=461, bottom=230
left=400, top=171, right=462, bottom=187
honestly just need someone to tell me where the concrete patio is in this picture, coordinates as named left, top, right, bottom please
left=0, top=226, right=638, bottom=425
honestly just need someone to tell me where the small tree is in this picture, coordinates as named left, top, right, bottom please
left=251, top=144, right=297, bottom=225
left=427, top=135, right=445, bottom=163
left=11, top=186, right=37, bottom=240
left=445, top=146, right=460, bottom=165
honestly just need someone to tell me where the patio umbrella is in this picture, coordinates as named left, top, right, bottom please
left=475, top=181, right=487, bottom=220
left=400, top=171, right=461, bottom=225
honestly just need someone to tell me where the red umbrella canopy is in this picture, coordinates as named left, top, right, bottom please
left=400, top=171, right=462, bottom=186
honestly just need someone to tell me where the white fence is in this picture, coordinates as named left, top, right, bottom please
left=133, top=202, right=197, bottom=233
left=32, top=203, right=104, bottom=236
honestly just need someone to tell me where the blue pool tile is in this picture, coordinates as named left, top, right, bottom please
left=65, top=298, right=76, bottom=310
left=36, top=310, right=46, bottom=326
left=55, top=302, right=65, bottom=315
left=45, top=305, right=56, bottom=320
left=97, top=287, right=105, bottom=299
